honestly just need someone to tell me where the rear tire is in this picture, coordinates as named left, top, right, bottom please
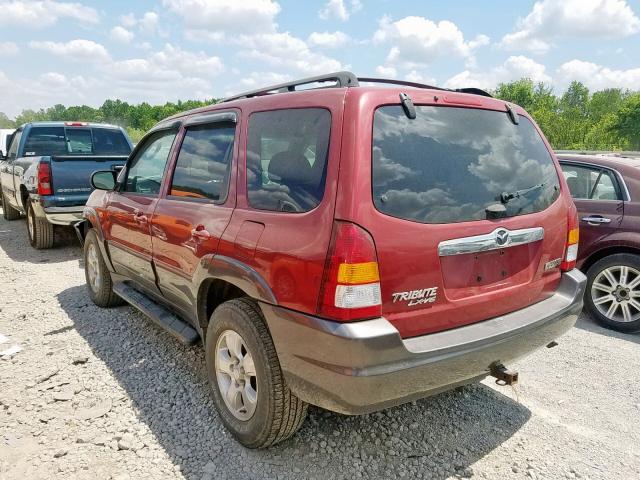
left=27, top=201, right=54, bottom=249
left=84, top=229, right=123, bottom=308
left=585, top=253, right=640, bottom=333
left=205, top=298, right=308, bottom=448
left=1, top=190, right=21, bottom=221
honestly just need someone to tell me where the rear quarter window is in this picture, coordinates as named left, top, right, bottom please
left=372, top=105, right=561, bottom=224
left=246, top=108, right=331, bottom=213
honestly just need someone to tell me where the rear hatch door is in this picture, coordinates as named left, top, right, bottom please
left=364, top=98, right=568, bottom=338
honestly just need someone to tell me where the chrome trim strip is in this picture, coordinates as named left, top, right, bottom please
left=438, top=227, right=544, bottom=257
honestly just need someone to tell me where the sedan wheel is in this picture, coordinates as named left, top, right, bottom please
left=586, top=254, right=640, bottom=333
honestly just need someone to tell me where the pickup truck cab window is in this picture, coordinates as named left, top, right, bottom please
left=23, top=127, right=67, bottom=156
left=124, top=130, right=176, bottom=195
left=169, top=122, right=235, bottom=202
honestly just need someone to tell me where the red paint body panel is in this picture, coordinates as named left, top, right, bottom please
left=87, top=85, right=577, bottom=339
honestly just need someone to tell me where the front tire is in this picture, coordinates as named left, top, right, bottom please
left=585, top=253, right=640, bottom=333
left=27, top=201, right=54, bottom=249
left=205, top=298, right=308, bottom=448
left=84, top=229, right=123, bottom=307
left=1, top=190, right=21, bottom=221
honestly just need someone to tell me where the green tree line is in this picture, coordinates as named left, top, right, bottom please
left=1, top=80, right=639, bottom=149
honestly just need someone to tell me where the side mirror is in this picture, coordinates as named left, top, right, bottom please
left=0, top=150, right=5, bottom=161
left=91, top=170, right=117, bottom=191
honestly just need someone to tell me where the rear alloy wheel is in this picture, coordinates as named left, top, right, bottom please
left=206, top=298, right=308, bottom=448
left=586, top=254, right=640, bottom=333
left=27, top=202, right=54, bottom=249
left=1, top=190, right=21, bottom=221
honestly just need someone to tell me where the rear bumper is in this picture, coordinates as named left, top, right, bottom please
left=31, top=200, right=84, bottom=226
left=260, top=269, right=586, bottom=415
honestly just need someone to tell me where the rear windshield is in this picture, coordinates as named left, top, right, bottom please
left=372, top=106, right=560, bottom=224
left=23, top=127, right=131, bottom=157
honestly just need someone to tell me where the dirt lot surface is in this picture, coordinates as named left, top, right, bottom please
left=1, top=213, right=639, bottom=480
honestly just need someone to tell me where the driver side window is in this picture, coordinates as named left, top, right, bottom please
left=124, top=130, right=176, bottom=195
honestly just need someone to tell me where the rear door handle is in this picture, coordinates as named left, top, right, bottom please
left=191, top=225, right=211, bottom=239
left=581, top=216, right=611, bottom=224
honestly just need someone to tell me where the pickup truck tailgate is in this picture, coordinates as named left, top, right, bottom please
left=49, top=155, right=127, bottom=207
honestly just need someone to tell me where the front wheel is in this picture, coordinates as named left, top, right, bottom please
left=84, top=229, right=123, bottom=307
left=1, top=190, right=21, bottom=221
left=205, top=298, right=308, bottom=448
left=27, top=202, right=54, bottom=249
left=585, top=253, right=640, bottom=333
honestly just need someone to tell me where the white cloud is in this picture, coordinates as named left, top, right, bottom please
left=29, top=39, right=110, bottom=62
left=405, top=70, right=436, bottom=85
left=556, top=59, right=640, bottom=90
left=238, top=32, right=343, bottom=74
left=119, top=13, right=137, bottom=28
left=163, top=0, right=280, bottom=38
left=238, top=71, right=291, bottom=89
left=116, top=11, right=161, bottom=36
left=319, top=0, right=361, bottom=21
left=0, top=42, right=19, bottom=56
left=501, top=0, right=640, bottom=54
left=375, top=65, right=397, bottom=78
left=307, top=31, right=350, bottom=48
left=445, top=56, right=551, bottom=90
left=138, top=12, right=160, bottom=35
left=373, top=16, right=489, bottom=68
left=110, top=26, right=134, bottom=44
left=0, top=0, right=99, bottom=27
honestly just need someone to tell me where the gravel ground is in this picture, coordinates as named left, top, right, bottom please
left=1, top=213, right=639, bottom=480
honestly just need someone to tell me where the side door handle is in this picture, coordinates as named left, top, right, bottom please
left=581, top=216, right=611, bottom=225
left=191, top=225, right=211, bottom=240
left=133, top=210, right=148, bottom=224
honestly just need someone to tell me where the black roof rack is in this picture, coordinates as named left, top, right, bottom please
left=221, top=71, right=359, bottom=103
left=221, top=71, right=492, bottom=103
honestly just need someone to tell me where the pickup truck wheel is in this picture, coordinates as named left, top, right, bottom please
left=586, top=253, right=640, bottom=333
left=205, top=298, right=308, bottom=448
left=27, top=202, right=54, bottom=249
left=84, top=229, right=123, bottom=308
left=1, top=191, right=21, bottom=221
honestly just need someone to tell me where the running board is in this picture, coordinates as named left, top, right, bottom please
left=113, top=283, right=199, bottom=345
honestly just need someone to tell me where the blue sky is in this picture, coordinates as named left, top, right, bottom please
left=1, top=0, right=639, bottom=118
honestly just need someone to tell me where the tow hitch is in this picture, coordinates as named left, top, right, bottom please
left=489, top=363, right=519, bottom=386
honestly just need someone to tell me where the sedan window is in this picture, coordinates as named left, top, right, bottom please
left=561, top=164, right=621, bottom=201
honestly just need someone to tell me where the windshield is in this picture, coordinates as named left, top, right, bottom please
left=23, top=127, right=131, bottom=157
left=372, top=105, right=560, bottom=224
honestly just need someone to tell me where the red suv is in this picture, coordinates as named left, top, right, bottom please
left=78, top=72, right=586, bottom=448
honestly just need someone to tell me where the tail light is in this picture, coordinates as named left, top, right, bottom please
left=560, top=205, right=579, bottom=271
left=37, top=162, right=53, bottom=196
left=318, top=221, right=382, bottom=321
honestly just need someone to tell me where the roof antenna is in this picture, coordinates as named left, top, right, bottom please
left=399, top=93, right=416, bottom=119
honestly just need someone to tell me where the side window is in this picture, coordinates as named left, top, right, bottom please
left=124, top=130, right=176, bottom=195
left=169, top=122, right=235, bottom=202
left=7, top=131, right=22, bottom=161
left=247, top=108, right=331, bottom=213
left=561, top=164, right=620, bottom=200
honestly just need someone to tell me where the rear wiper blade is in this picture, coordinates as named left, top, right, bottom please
left=500, top=183, right=546, bottom=204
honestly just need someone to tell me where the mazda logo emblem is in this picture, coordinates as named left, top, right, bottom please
left=496, top=229, right=510, bottom=246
